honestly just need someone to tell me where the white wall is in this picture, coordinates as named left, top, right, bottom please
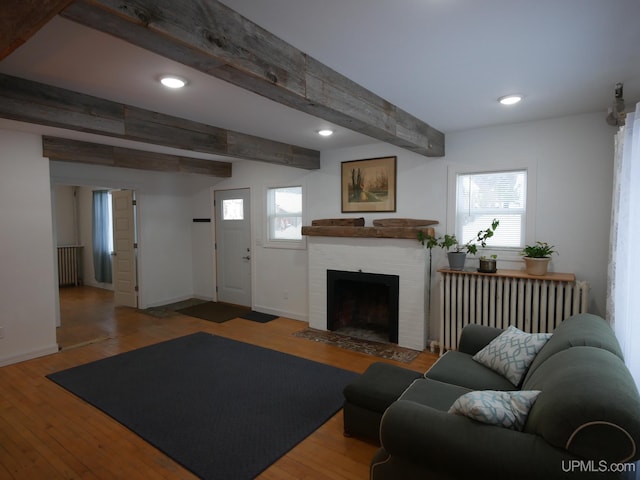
left=54, top=185, right=77, bottom=246
left=191, top=188, right=215, bottom=300
left=0, top=130, right=58, bottom=366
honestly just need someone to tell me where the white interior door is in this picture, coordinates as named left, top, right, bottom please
left=111, top=189, right=137, bottom=307
left=215, top=188, right=251, bottom=307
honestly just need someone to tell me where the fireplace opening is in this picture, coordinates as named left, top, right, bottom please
left=327, top=269, right=399, bottom=343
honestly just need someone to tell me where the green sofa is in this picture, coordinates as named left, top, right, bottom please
left=343, top=313, right=640, bottom=479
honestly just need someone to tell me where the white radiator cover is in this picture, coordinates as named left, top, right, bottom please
left=439, top=272, right=589, bottom=352
left=57, top=245, right=82, bottom=286
left=308, top=237, right=427, bottom=351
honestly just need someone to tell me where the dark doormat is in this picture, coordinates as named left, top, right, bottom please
left=176, top=301, right=249, bottom=323
left=239, top=311, right=279, bottom=323
left=292, top=328, right=420, bottom=363
left=141, top=298, right=208, bottom=318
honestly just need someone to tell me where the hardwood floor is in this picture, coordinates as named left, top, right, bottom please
left=0, top=287, right=437, bottom=479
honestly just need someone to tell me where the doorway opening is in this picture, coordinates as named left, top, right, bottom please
left=53, top=184, right=138, bottom=349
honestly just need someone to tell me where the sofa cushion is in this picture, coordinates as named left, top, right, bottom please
left=472, top=326, right=552, bottom=386
left=457, top=323, right=504, bottom=355
left=399, top=378, right=471, bottom=412
left=426, top=350, right=517, bottom=391
left=522, top=313, right=624, bottom=386
left=343, top=362, right=423, bottom=413
left=524, top=346, right=640, bottom=462
left=449, top=390, right=541, bottom=431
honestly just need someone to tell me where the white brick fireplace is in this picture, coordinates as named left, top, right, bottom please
left=307, top=236, right=427, bottom=351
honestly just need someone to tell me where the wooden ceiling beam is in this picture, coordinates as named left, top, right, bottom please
left=42, top=136, right=232, bottom=177
left=0, top=73, right=320, bottom=169
left=61, top=0, right=445, bottom=157
left=0, top=0, right=74, bottom=60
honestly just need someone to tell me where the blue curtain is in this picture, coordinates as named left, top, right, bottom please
left=93, top=190, right=112, bottom=284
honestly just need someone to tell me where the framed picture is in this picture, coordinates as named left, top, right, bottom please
left=341, top=156, right=397, bottom=212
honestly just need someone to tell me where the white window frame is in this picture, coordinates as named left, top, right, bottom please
left=264, top=184, right=307, bottom=250
left=446, top=163, right=537, bottom=260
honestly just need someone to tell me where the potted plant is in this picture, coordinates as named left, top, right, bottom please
left=521, top=241, right=556, bottom=276
left=418, top=219, right=499, bottom=271
left=479, top=254, right=498, bottom=273
left=440, top=233, right=467, bottom=270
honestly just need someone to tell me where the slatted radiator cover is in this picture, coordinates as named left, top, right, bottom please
left=439, top=270, right=588, bottom=352
left=57, top=246, right=83, bottom=286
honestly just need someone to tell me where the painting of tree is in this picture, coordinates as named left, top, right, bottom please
left=341, top=156, right=396, bottom=212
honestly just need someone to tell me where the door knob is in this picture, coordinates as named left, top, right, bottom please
left=242, top=255, right=251, bottom=260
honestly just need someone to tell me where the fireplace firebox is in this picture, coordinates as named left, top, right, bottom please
left=326, top=269, right=399, bottom=343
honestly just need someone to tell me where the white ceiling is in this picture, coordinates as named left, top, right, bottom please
left=1, top=0, right=639, bottom=161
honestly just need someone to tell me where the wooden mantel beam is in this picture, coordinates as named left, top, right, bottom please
left=0, top=0, right=74, bottom=60
left=0, top=74, right=320, bottom=169
left=61, top=0, right=445, bottom=157
left=42, top=136, right=232, bottom=177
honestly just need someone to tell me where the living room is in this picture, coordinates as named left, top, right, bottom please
left=1, top=1, right=639, bottom=478
left=0, top=106, right=615, bottom=364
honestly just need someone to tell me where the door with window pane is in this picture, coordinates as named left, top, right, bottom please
left=214, top=188, right=251, bottom=307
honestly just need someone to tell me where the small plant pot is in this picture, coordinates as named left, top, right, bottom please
left=447, top=252, right=467, bottom=270
left=523, top=257, right=551, bottom=276
left=478, top=258, right=497, bottom=273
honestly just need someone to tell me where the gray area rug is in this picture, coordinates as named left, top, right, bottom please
left=47, top=332, right=358, bottom=480
left=293, top=328, right=420, bottom=363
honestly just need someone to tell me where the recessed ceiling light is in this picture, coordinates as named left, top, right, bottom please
left=317, top=129, right=334, bottom=136
left=498, top=94, right=523, bottom=106
left=160, top=75, right=187, bottom=89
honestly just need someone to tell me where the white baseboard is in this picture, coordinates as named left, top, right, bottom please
left=0, top=344, right=59, bottom=367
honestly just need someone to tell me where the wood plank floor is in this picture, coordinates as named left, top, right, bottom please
left=0, top=286, right=437, bottom=479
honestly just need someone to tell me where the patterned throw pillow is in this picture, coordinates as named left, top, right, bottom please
left=472, top=325, right=552, bottom=386
left=448, top=390, right=541, bottom=431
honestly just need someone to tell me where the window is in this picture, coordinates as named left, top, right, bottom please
left=455, top=169, right=527, bottom=249
left=265, top=185, right=305, bottom=248
left=222, top=198, right=244, bottom=220
left=92, top=190, right=113, bottom=283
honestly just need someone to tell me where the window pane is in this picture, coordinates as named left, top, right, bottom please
left=268, top=186, right=302, bottom=240
left=456, top=170, right=526, bottom=248
left=222, top=199, right=244, bottom=220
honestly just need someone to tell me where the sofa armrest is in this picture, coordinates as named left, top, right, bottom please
left=377, top=400, right=580, bottom=479
left=457, top=323, right=503, bottom=355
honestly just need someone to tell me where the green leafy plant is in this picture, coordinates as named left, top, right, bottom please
left=418, top=231, right=462, bottom=251
left=467, top=219, right=500, bottom=255
left=417, top=219, right=499, bottom=254
left=417, top=230, right=439, bottom=249
left=441, top=234, right=463, bottom=252
left=521, top=241, right=556, bottom=258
